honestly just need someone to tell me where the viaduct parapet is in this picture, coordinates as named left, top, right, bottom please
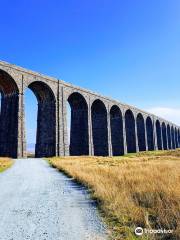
left=0, top=60, right=179, bottom=158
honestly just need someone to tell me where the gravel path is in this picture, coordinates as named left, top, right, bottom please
left=0, top=158, right=107, bottom=240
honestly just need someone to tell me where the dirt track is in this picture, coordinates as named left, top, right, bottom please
left=0, top=158, right=107, bottom=240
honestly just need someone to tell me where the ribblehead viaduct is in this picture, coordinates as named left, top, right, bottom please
left=0, top=60, right=179, bottom=158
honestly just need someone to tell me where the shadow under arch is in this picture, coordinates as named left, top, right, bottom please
left=171, top=126, right=175, bottom=149
left=91, top=99, right=108, bottom=156
left=125, top=109, right=136, bottom=153
left=0, top=70, right=19, bottom=158
left=156, top=120, right=162, bottom=150
left=28, top=81, right=56, bottom=157
left=146, top=117, right=154, bottom=151
left=136, top=113, right=146, bottom=151
left=68, top=92, right=89, bottom=156
left=110, top=105, right=124, bottom=156
left=162, top=122, right=167, bottom=150
left=175, top=128, right=178, bottom=148
left=167, top=124, right=171, bottom=149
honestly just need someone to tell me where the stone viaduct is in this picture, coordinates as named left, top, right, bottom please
left=0, top=60, right=179, bottom=158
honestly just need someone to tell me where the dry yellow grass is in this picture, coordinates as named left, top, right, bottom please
left=0, top=157, right=13, bottom=172
left=48, top=150, right=180, bottom=240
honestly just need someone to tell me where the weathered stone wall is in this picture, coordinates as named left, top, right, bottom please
left=136, top=113, right=146, bottom=151
left=0, top=60, right=179, bottom=158
left=68, top=93, right=89, bottom=155
left=35, top=100, right=56, bottom=157
left=0, top=94, right=19, bottom=158
left=110, top=106, right=124, bottom=156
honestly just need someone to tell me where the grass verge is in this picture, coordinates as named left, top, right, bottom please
left=48, top=150, right=180, bottom=240
left=0, top=157, right=13, bottom=172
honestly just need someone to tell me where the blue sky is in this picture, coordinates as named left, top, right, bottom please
left=0, top=0, right=180, bottom=149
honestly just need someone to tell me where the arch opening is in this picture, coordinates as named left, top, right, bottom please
left=146, top=117, right=154, bottom=151
left=110, top=105, right=124, bottom=156
left=171, top=126, right=175, bottom=149
left=67, top=92, right=89, bottom=156
left=156, top=120, right=162, bottom=150
left=167, top=124, right=171, bottom=149
left=178, top=129, right=180, bottom=148
left=136, top=113, right=146, bottom=151
left=25, top=89, right=37, bottom=156
left=91, top=99, right=108, bottom=156
left=125, top=110, right=136, bottom=153
left=175, top=128, right=178, bottom=148
left=162, top=122, right=167, bottom=150
left=27, top=81, right=56, bottom=157
left=0, top=70, right=19, bottom=158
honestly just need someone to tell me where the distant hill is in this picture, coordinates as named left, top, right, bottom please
left=27, top=143, right=35, bottom=152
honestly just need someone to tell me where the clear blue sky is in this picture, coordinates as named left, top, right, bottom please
left=0, top=0, right=180, bottom=148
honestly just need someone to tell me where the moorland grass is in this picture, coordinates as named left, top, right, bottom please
left=0, top=158, right=13, bottom=172
left=48, top=150, right=180, bottom=240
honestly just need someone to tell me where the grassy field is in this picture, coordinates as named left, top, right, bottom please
left=0, top=158, right=13, bottom=172
left=48, top=150, right=180, bottom=240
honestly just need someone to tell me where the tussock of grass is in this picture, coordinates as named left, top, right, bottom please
left=0, top=158, right=13, bottom=172
left=48, top=150, right=180, bottom=240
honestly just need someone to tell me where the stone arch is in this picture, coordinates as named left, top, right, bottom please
left=91, top=99, right=108, bottom=156
left=167, top=124, right=171, bottom=149
left=68, top=92, right=89, bottom=156
left=110, top=105, right=124, bottom=156
left=162, top=122, right=167, bottom=150
left=28, top=81, right=56, bottom=157
left=178, top=129, right=180, bottom=148
left=156, top=120, right=162, bottom=150
left=146, top=117, right=154, bottom=151
left=0, top=70, right=19, bottom=157
left=136, top=113, right=146, bottom=151
left=125, top=109, right=136, bottom=153
left=171, top=126, right=175, bottom=149
left=23, top=75, right=58, bottom=99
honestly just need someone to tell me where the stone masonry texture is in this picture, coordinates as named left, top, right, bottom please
left=0, top=60, right=179, bottom=158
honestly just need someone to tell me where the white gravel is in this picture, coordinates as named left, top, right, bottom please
left=0, top=158, right=107, bottom=240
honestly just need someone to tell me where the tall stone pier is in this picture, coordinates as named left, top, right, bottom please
left=0, top=61, right=179, bottom=158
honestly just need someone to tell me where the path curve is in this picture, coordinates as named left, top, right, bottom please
left=0, top=158, right=107, bottom=240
